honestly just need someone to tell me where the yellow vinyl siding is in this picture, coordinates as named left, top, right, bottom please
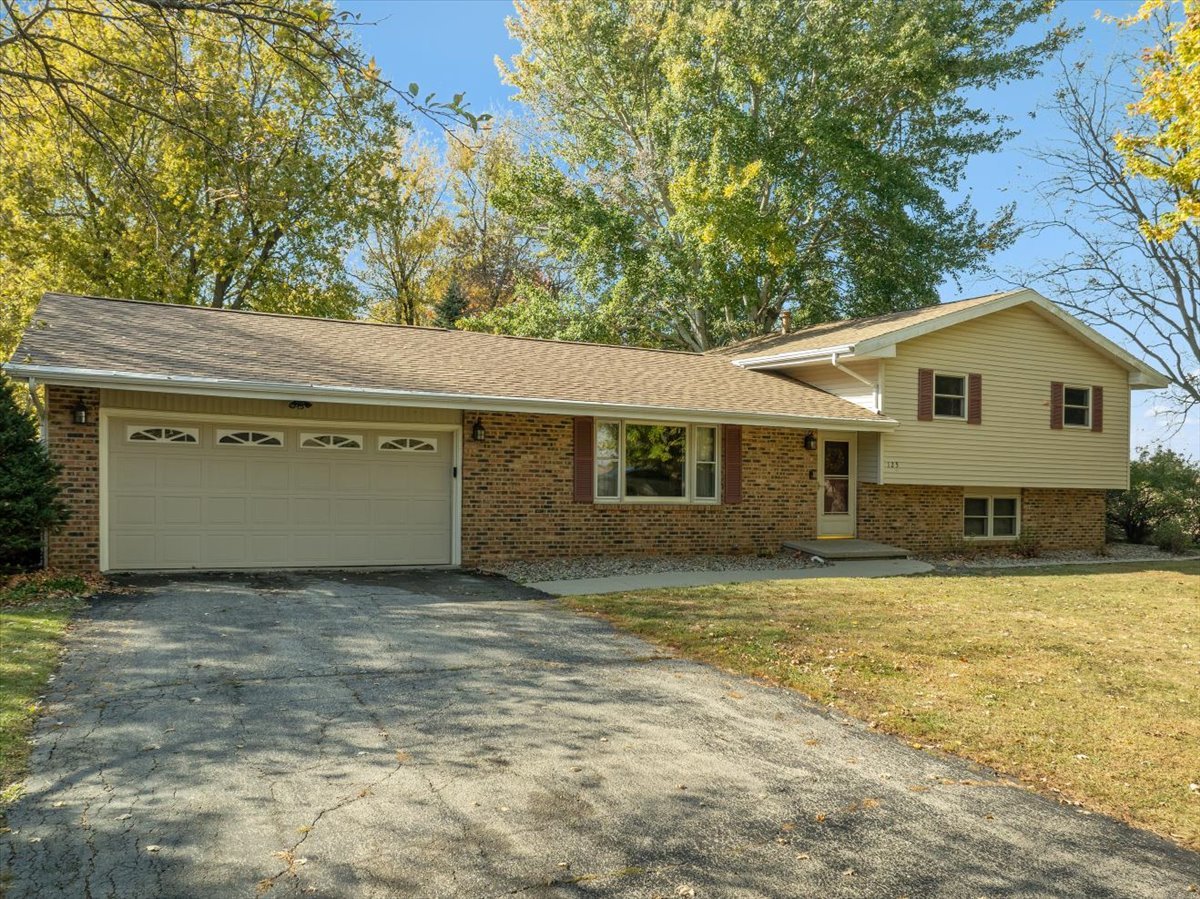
left=881, top=305, right=1130, bottom=489
left=790, top=359, right=880, bottom=411
left=101, top=390, right=463, bottom=425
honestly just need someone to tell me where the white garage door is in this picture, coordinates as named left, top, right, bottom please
left=105, top=418, right=456, bottom=570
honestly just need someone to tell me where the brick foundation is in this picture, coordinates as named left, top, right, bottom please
left=460, top=412, right=817, bottom=565
left=856, top=482, right=1107, bottom=554
left=45, top=385, right=101, bottom=572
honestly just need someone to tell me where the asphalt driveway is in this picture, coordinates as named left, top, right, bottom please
left=2, top=571, right=1196, bottom=898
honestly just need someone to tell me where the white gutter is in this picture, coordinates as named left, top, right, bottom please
left=2, top=362, right=899, bottom=432
left=830, top=352, right=874, bottom=389
left=731, top=344, right=855, bottom=369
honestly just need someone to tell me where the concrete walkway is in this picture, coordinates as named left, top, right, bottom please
left=529, top=558, right=933, bottom=596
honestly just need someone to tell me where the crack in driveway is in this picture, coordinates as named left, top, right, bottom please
left=2, top=570, right=1196, bottom=899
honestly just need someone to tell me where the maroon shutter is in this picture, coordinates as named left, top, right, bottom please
left=967, top=373, right=982, bottom=425
left=573, top=416, right=594, bottom=502
left=917, top=369, right=934, bottom=421
left=1050, top=382, right=1064, bottom=430
left=1091, top=386, right=1104, bottom=433
left=722, top=425, right=742, bottom=505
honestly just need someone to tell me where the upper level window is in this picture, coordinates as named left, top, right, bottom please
left=1063, top=387, right=1091, bottom=427
left=595, top=421, right=719, bottom=503
left=934, top=374, right=966, bottom=419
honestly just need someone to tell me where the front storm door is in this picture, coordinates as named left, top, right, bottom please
left=816, top=432, right=857, bottom=538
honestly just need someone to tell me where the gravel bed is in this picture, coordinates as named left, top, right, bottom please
left=925, top=542, right=1197, bottom=571
left=487, top=552, right=821, bottom=585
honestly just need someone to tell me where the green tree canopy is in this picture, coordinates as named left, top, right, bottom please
left=496, top=0, right=1072, bottom=350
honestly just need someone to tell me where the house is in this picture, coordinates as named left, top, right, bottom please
left=3, top=289, right=1167, bottom=573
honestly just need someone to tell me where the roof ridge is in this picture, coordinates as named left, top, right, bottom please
left=41, top=292, right=703, bottom=357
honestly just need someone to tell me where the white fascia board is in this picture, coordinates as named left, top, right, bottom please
left=731, top=344, right=855, bottom=369
left=2, top=362, right=899, bottom=432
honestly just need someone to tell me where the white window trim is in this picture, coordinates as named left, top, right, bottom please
left=1063, top=385, right=1092, bottom=429
left=963, top=495, right=1021, bottom=540
left=932, top=371, right=968, bottom=421
left=594, top=419, right=720, bottom=505
left=125, top=425, right=200, bottom=444
left=215, top=429, right=284, bottom=447
left=299, top=432, right=364, bottom=450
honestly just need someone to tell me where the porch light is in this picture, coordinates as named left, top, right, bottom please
left=471, top=418, right=486, bottom=442
left=72, top=398, right=88, bottom=424
left=803, top=431, right=817, bottom=452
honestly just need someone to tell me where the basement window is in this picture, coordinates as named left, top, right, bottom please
left=964, top=496, right=1019, bottom=539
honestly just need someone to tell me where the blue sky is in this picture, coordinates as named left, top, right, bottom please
left=340, top=0, right=1196, bottom=458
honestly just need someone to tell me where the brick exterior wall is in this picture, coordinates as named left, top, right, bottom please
left=38, top=391, right=1108, bottom=571
left=460, top=412, right=817, bottom=565
left=1020, top=487, right=1106, bottom=551
left=45, top=385, right=101, bottom=572
left=856, top=482, right=1107, bottom=554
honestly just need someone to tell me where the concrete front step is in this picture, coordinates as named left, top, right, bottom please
left=783, top=538, right=912, bottom=560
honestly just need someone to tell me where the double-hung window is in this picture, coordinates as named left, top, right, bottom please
left=595, top=421, right=719, bottom=503
left=934, top=374, right=967, bottom=419
left=964, top=496, right=1019, bottom=538
left=1063, top=387, right=1091, bottom=427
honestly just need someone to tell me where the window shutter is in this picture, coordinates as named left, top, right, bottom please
left=1091, top=386, right=1104, bottom=433
left=722, top=425, right=742, bottom=505
left=967, top=373, right=982, bottom=425
left=1050, top=382, right=1064, bottom=430
left=573, top=416, right=594, bottom=503
left=917, top=369, right=934, bottom=421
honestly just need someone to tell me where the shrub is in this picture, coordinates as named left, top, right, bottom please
left=1107, top=447, right=1200, bottom=545
left=1013, top=529, right=1043, bottom=559
left=1152, top=520, right=1193, bottom=555
left=0, top=376, right=69, bottom=571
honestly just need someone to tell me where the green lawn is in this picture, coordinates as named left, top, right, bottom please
left=565, top=562, right=1200, bottom=849
left=0, top=573, right=95, bottom=805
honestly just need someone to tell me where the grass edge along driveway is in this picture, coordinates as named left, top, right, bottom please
left=564, top=561, right=1200, bottom=850
left=0, top=573, right=95, bottom=809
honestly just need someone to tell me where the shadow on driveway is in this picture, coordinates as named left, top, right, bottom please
left=2, top=570, right=1196, bottom=898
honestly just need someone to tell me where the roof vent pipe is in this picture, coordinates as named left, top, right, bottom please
left=779, top=310, right=792, bottom=334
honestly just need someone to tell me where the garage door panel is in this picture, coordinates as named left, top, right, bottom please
left=333, top=498, right=370, bottom=527
left=206, top=496, right=247, bottom=525
left=206, top=459, right=248, bottom=489
left=333, top=464, right=371, bottom=491
left=157, top=458, right=204, bottom=489
left=111, top=495, right=156, bottom=527
left=159, top=495, right=203, bottom=525
left=292, top=462, right=331, bottom=490
left=372, top=465, right=448, bottom=493
left=108, top=419, right=454, bottom=569
left=249, top=461, right=289, bottom=490
left=250, top=497, right=290, bottom=525
left=113, top=457, right=157, bottom=489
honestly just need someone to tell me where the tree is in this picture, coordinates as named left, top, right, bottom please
left=357, top=135, right=452, bottom=326
left=0, top=375, right=68, bottom=571
left=445, top=120, right=550, bottom=313
left=495, top=0, right=1071, bottom=350
left=1026, top=46, right=1199, bottom=423
left=1107, top=446, right=1200, bottom=544
left=0, top=2, right=399, bottom=356
left=0, top=0, right=483, bottom=193
left=1113, top=0, right=1199, bottom=241
left=433, top=279, right=468, bottom=329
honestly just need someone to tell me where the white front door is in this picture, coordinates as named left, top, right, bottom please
left=816, top=432, right=857, bottom=538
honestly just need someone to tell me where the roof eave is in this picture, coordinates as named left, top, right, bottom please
left=3, top=362, right=899, bottom=432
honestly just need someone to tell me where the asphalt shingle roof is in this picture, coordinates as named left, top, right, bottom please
left=9, top=293, right=893, bottom=425
left=712, top=292, right=1015, bottom=361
